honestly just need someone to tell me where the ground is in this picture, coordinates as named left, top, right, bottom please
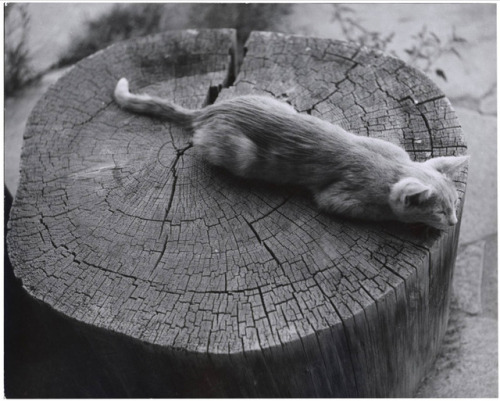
left=4, top=3, right=497, bottom=397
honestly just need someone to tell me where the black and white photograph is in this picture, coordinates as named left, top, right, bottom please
left=4, top=2, right=497, bottom=397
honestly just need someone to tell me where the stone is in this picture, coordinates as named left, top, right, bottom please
left=453, top=241, right=485, bottom=315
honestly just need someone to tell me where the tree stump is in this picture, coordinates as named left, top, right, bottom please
left=7, top=29, right=468, bottom=397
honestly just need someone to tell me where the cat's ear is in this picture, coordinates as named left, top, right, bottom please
left=391, top=177, right=432, bottom=207
left=425, top=155, right=469, bottom=177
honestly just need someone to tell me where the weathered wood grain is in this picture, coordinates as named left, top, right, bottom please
left=7, top=30, right=468, bottom=397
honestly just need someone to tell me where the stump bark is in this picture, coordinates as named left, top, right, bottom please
left=7, top=29, right=468, bottom=397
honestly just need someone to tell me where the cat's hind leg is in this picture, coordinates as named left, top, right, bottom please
left=193, top=127, right=258, bottom=177
left=314, top=186, right=368, bottom=219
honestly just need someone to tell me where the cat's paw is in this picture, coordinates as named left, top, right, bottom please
left=114, top=78, right=130, bottom=105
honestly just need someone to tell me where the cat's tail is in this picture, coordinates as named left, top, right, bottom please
left=114, top=78, right=199, bottom=127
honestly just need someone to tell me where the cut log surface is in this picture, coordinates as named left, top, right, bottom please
left=7, top=30, right=468, bottom=397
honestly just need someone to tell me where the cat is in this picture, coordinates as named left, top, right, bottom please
left=114, top=77, right=468, bottom=230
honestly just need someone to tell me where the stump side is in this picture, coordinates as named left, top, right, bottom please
left=7, top=30, right=468, bottom=397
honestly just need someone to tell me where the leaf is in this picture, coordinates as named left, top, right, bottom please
left=450, top=47, right=462, bottom=59
left=430, top=32, right=441, bottom=44
left=451, top=26, right=468, bottom=43
left=435, top=68, right=447, bottom=81
left=416, top=50, right=427, bottom=59
left=452, top=36, right=468, bottom=43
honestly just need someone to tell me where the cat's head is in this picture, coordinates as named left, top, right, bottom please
left=389, top=155, right=469, bottom=229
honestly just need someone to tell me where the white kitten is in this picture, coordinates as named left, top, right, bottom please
left=114, top=78, right=468, bottom=229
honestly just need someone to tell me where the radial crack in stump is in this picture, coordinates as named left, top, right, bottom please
left=7, top=30, right=468, bottom=397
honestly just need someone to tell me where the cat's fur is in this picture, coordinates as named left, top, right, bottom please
left=114, top=77, right=468, bottom=230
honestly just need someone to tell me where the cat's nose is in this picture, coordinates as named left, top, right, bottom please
left=449, top=215, right=458, bottom=226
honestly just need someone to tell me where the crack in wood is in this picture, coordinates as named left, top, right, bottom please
left=301, top=62, right=360, bottom=113
left=311, top=275, right=360, bottom=396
